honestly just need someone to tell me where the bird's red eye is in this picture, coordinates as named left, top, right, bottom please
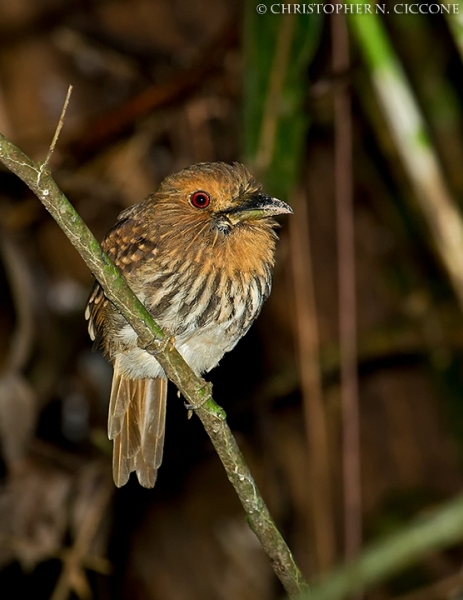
left=190, top=191, right=210, bottom=209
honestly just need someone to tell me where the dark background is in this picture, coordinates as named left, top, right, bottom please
left=1, top=1, right=463, bottom=599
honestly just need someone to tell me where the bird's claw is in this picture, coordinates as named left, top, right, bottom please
left=184, top=382, right=213, bottom=418
left=139, top=335, right=176, bottom=355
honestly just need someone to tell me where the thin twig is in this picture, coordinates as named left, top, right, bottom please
left=0, top=534, right=112, bottom=577
left=0, top=131, right=308, bottom=599
left=43, top=84, right=73, bottom=169
left=50, top=476, right=113, bottom=600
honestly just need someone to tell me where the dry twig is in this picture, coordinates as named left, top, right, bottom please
left=332, top=13, right=361, bottom=561
left=289, top=188, right=335, bottom=573
left=51, top=475, right=113, bottom=600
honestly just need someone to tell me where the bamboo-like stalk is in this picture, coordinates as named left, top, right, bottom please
left=254, top=13, right=296, bottom=175
left=289, top=188, right=336, bottom=573
left=243, top=2, right=334, bottom=573
left=445, top=3, right=463, bottom=60
left=346, top=1, right=463, bottom=313
left=298, top=493, right=463, bottom=600
left=332, top=12, right=361, bottom=562
left=0, top=130, right=309, bottom=600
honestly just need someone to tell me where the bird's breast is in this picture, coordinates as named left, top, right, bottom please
left=116, top=221, right=276, bottom=377
left=144, top=260, right=271, bottom=338
left=173, top=269, right=266, bottom=373
left=115, top=269, right=270, bottom=379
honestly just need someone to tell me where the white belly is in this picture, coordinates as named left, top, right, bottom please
left=115, top=321, right=241, bottom=380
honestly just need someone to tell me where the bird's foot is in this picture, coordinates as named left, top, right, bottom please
left=138, top=335, right=176, bottom=355
left=184, top=381, right=213, bottom=419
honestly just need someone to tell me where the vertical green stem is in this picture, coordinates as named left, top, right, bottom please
left=346, top=1, right=463, bottom=313
left=445, top=1, right=463, bottom=59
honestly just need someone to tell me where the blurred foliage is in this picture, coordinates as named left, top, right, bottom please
left=1, top=1, right=463, bottom=600
left=242, top=0, right=322, bottom=197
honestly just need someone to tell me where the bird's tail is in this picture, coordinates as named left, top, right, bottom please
left=108, top=357, right=167, bottom=488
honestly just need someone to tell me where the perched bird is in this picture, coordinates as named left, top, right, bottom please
left=85, top=162, right=292, bottom=488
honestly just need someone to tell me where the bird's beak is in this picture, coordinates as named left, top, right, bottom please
left=227, top=193, right=293, bottom=223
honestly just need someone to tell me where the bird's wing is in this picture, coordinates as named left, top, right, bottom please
left=84, top=212, right=158, bottom=349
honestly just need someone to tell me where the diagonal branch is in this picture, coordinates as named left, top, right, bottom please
left=0, top=130, right=308, bottom=599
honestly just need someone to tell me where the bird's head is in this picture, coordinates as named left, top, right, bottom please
left=152, top=162, right=293, bottom=236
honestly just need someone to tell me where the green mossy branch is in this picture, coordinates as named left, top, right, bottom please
left=0, top=131, right=308, bottom=599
